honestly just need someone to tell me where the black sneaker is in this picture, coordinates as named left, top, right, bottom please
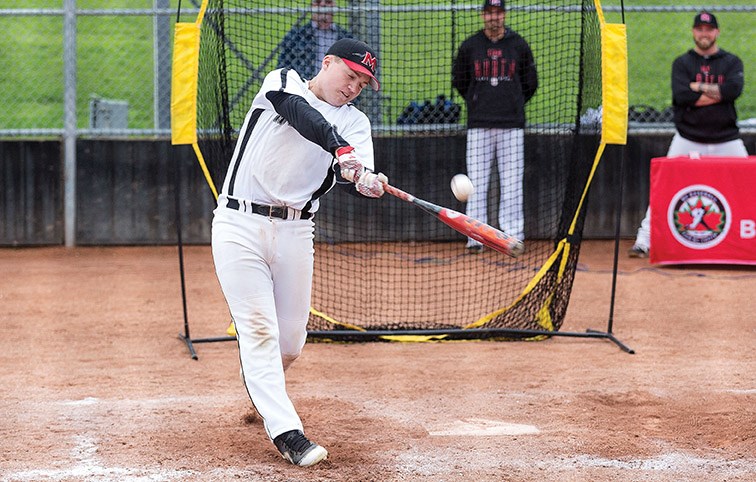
left=627, top=245, right=649, bottom=258
left=273, top=430, right=328, bottom=467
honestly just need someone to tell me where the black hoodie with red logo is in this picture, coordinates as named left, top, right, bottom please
left=452, top=29, right=538, bottom=129
left=672, top=48, right=744, bottom=143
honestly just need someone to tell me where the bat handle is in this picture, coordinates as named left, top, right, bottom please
left=382, top=182, right=414, bottom=202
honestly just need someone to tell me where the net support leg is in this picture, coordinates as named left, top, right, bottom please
left=178, top=332, right=199, bottom=360
left=583, top=144, right=634, bottom=355
left=585, top=328, right=635, bottom=354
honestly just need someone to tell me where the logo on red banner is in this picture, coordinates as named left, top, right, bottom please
left=668, top=184, right=731, bottom=249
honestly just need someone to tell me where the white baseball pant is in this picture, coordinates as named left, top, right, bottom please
left=211, top=206, right=315, bottom=441
left=465, top=127, right=525, bottom=244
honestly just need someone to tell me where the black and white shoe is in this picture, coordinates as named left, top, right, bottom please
left=273, top=430, right=328, bottom=467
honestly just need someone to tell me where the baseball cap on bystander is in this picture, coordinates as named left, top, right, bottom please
left=693, top=11, right=718, bottom=29
left=483, top=0, right=505, bottom=10
left=326, top=38, right=380, bottom=91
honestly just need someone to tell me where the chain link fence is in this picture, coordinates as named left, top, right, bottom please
left=0, top=2, right=754, bottom=138
left=0, top=0, right=175, bottom=137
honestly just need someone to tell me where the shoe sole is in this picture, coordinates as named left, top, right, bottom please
left=283, top=445, right=328, bottom=467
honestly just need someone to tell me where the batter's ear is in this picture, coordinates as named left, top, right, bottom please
left=321, top=55, right=335, bottom=70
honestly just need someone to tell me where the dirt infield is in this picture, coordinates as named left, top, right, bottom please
left=1, top=241, right=754, bottom=481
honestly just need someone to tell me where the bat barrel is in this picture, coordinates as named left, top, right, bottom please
left=383, top=182, right=525, bottom=258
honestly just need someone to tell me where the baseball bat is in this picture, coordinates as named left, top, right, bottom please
left=382, top=182, right=525, bottom=258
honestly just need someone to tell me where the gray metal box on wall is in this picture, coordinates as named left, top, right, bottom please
left=89, top=97, right=128, bottom=129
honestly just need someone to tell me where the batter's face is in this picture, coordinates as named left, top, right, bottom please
left=693, top=25, right=719, bottom=52
left=312, top=56, right=370, bottom=106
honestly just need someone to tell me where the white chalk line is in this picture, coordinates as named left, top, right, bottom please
left=3, top=395, right=236, bottom=482
left=426, top=418, right=540, bottom=436
left=2, top=435, right=197, bottom=482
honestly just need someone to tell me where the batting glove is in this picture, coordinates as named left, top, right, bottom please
left=355, top=171, right=388, bottom=198
left=335, top=146, right=364, bottom=183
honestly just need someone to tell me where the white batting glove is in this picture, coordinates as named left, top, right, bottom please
left=355, top=171, right=388, bottom=198
left=335, top=146, right=364, bottom=183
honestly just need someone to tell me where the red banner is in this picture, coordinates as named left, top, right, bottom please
left=650, top=155, right=756, bottom=265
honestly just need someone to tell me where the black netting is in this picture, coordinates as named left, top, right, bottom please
left=195, top=0, right=603, bottom=338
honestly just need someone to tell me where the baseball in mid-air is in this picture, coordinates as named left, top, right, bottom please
left=450, top=174, right=474, bottom=202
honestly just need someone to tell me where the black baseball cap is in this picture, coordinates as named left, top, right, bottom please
left=326, top=38, right=380, bottom=91
left=693, top=11, right=718, bottom=29
left=483, top=0, right=505, bottom=10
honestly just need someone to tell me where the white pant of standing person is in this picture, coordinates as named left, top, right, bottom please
left=465, top=127, right=525, bottom=248
left=211, top=205, right=315, bottom=441
left=631, top=132, right=749, bottom=254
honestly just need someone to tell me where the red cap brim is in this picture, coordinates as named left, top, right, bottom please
left=342, top=58, right=380, bottom=91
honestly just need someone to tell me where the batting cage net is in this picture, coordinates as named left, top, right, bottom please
left=186, top=0, right=611, bottom=341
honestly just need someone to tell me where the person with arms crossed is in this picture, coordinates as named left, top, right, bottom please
left=278, top=0, right=352, bottom=81
left=629, top=11, right=747, bottom=258
left=212, top=38, right=385, bottom=467
left=451, top=0, right=538, bottom=253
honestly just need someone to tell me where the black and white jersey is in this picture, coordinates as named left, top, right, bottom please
left=220, top=68, right=374, bottom=215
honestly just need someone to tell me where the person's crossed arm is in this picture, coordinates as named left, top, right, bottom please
left=690, top=81, right=722, bottom=105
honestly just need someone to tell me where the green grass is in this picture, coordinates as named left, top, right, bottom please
left=0, top=1, right=753, bottom=130
left=617, top=4, right=755, bottom=118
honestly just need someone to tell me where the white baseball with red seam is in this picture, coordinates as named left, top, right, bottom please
left=450, top=174, right=474, bottom=202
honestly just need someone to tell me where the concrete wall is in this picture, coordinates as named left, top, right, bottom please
left=1, top=134, right=754, bottom=245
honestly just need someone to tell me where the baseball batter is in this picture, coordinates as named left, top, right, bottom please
left=629, top=11, right=748, bottom=258
left=451, top=0, right=538, bottom=252
left=211, top=38, right=386, bottom=467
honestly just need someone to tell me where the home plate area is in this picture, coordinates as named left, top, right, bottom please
left=426, top=418, right=540, bottom=437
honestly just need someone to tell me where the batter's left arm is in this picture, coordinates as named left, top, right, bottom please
left=266, top=90, right=349, bottom=155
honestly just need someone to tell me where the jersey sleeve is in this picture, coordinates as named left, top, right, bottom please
left=254, top=69, right=350, bottom=155
left=252, top=69, right=310, bottom=110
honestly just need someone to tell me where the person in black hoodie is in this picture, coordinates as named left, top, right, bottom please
left=452, top=0, right=538, bottom=253
left=629, top=11, right=748, bottom=258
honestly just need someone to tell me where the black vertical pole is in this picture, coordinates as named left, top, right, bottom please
left=587, top=144, right=635, bottom=354
left=175, top=152, right=198, bottom=359
left=607, top=145, right=625, bottom=334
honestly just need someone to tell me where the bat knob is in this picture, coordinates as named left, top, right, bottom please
left=511, top=241, right=526, bottom=257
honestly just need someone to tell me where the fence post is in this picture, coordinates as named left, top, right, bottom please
left=154, top=0, right=172, bottom=130
left=64, top=0, right=77, bottom=247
